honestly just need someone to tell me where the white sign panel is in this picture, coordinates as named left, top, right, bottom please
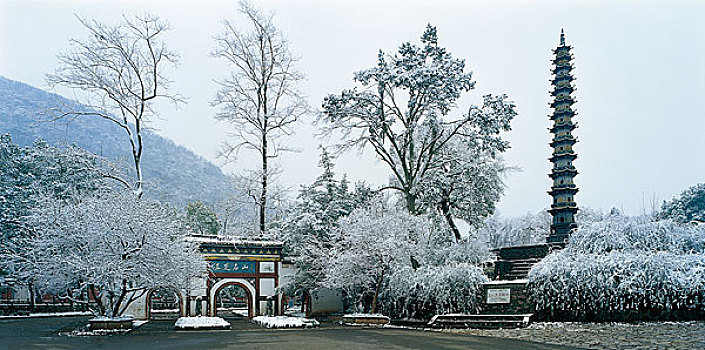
left=260, top=261, right=275, bottom=273
left=486, top=288, right=511, bottom=304
left=259, top=278, right=276, bottom=296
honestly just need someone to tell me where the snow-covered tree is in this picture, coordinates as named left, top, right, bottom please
left=322, top=196, right=489, bottom=314
left=219, top=170, right=290, bottom=238
left=47, top=13, right=184, bottom=198
left=475, top=210, right=551, bottom=249
left=185, top=201, right=220, bottom=235
left=416, top=137, right=509, bottom=240
left=528, top=213, right=705, bottom=320
left=280, top=149, right=373, bottom=294
left=0, top=136, right=107, bottom=265
left=212, top=1, right=308, bottom=236
left=659, top=183, right=705, bottom=224
left=322, top=198, right=431, bottom=313
left=320, top=25, right=516, bottom=229
left=3, top=190, right=207, bottom=318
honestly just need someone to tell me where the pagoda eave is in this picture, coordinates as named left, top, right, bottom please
left=549, top=140, right=577, bottom=148
left=549, top=171, right=578, bottom=180
left=549, top=155, right=577, bottom=163
left=549, top=207, right=579, bottom=215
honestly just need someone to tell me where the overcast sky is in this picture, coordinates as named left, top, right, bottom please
left=1, top=0, right=704, bottom=217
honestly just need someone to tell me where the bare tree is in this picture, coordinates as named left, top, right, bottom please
left=212, top=1, right=308, bottom=236
left=47, top=14, right=184, bottom=198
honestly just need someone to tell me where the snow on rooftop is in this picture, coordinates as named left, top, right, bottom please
left=185, top=234, right=283, bottom=246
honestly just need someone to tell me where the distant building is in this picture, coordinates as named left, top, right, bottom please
left=548, top=29, right=579, bottom=244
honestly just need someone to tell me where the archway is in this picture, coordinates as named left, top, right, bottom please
left=147, top=287, right=184, bottom=320
left=209, top=279, right=255, bottom=319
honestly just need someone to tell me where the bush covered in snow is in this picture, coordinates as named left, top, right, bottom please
left=529, top=213, right=705, bottom=321
left=385, top=263, right=487, bottom=319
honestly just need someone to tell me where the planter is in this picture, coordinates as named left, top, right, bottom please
left=342, top=314, right=390, bottom=326
left=89, top=316, right=134, bottom=330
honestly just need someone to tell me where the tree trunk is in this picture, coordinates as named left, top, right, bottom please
left=260, top=130, right=268, bottom=236
left=28, top=282, right=35, bottom=313
left=112, top=279, right=128, bottom=317
left=439, top=196, right=461, bottom=242
left=92, top=285, right=106, bottom=316
left=404, top=188, right=417, bottom=214
left=134, top=161, right=143, bottom=198
left=371, top=272, right=384, bottom=314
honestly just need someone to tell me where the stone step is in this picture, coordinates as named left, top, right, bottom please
left=428, top=314, right=533, bottom=329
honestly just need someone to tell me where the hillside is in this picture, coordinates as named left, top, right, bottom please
left=0, top=76, right=232, bottom=209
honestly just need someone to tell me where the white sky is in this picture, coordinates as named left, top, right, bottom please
left=1, top=0, right=704, bottom=217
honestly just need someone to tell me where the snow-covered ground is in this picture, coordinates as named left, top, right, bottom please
left=452, top=321, right=705, bottom=350
left=61, top=318, right=148, bottom=337
left=252, top=316, right=319, bottom=328
left=342, top=313, right=391, bottom=325
left=283, top=306, right=305, bottom=318
left=0, top=311, right=92, bottom=319
left=89, top=315, right=134, bottom=322
left=216, top=307, right=248, bottom=317
left=152, top=309, right=179, bottom=314
left=174, top=316, right=231, bottom=330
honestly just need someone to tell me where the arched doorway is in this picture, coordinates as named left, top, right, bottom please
left=209, top=279, right=255, bottom=319
left=215, top=284, right=250, bottom=318
left=147, top=287, right=183, bottom=320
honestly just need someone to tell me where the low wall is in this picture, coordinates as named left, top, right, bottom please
left=534, top=307, right=705, bottom=322
left=479, top=280, right=533, bottom=315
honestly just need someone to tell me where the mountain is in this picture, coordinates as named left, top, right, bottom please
left=0, top=75, right=232, bottom=209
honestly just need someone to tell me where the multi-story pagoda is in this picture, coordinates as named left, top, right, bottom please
left=547, top=29, right=579, bottom=244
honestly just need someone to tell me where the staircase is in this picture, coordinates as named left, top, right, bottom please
left=496, top=257, right=543, bottom=280
left=492, top=244, right=555, bottom=280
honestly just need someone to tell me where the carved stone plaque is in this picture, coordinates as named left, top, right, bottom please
left=486, top=288, right=511, bottom=304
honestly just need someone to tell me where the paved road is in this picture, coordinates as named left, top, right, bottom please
left=0, top=316, right=581, bottom=350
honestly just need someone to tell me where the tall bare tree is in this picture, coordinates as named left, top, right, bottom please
left=212, top=2, right=308, bottom=236
left=47, top=14, right=184, bottom=198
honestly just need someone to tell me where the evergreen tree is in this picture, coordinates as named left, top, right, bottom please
left=281, top=148, right=372, bottom=294
left=0, top=135, right=106, bottom=285
left=659, top=183, right=705, bottom=223
left=185, top=201, right=221, bottom=235
left=1, top=135, right=104, bottom=246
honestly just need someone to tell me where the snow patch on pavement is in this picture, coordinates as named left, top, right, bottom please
left=174, top=316, right=231, bottom=330
left=252, top=316, right=319, bottom=328
left=0, top=311, right=92, bottom=319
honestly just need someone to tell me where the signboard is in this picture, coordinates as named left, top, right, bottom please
left=486, top=289, right=511, bottom=304
left=210, top=260, right=255, bottom=274
left=260, top=262, right=275, bottom=273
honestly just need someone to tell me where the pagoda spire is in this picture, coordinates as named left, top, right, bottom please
left=547, top=29, right=579, bottom=245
